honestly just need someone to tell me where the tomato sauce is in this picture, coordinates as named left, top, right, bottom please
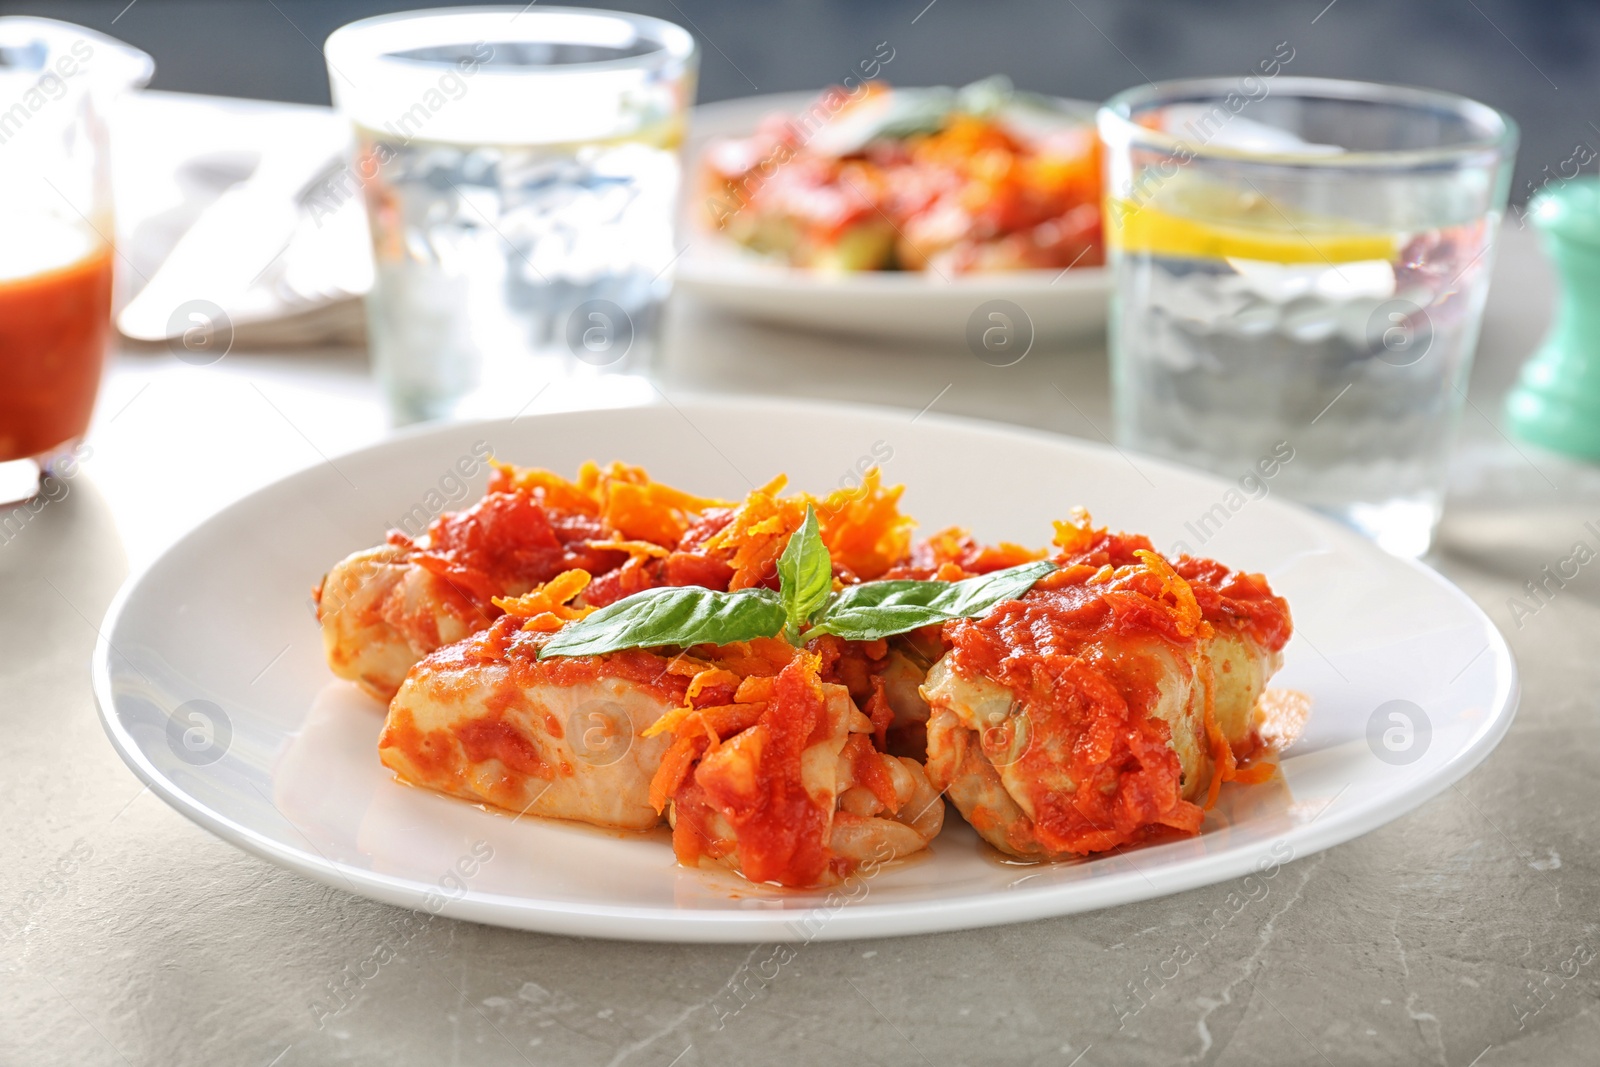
left=1053, top=527, right=1292, bottom=651
left=945, top=559, right=1207, bottom=855
left=455, top=716, right=549, bottom=779
left=884, top=526, right=1045, bottom=580
left=396, top=491, right=745, bottom=615
left=674, top=654, right=837, bottom=886
left=939, top=533, right=1293, bottom=857
left=402, top=492, right=620, bottom=609
left=1173, top=556, right=1293, bottom=651
left=0, top=245, right=114, bottom=461
left=423, top=615, right=691, bottom=705
left=583, top=510, right=737, bottom=608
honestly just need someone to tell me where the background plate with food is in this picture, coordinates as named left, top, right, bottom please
left=676, top=81, right=1112, bottom=341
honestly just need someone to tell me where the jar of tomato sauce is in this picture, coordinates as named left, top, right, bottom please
left=0, top=19, right=150, bottom=474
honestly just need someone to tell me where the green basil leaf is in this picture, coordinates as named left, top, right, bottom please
left=924, top=558, right=1057, bottom=616
left=805, top=559, right=1055, bottom=642
left=809, top=579, right=945, bottom=611
left=776, top=504, right=832, bottom=642
left=805, top=603, right=958, bottom=642
left=537, top=586, right=786, bottom=660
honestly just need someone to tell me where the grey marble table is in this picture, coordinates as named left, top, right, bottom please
left=3, top=208, right=1597, bottom=1067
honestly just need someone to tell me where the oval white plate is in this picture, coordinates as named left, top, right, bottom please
left=676, top=92, right=1111, bottom=341
left=94, top=399, right=1515, bottom=942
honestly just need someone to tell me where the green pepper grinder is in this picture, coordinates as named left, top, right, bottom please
left=1506, top=178, right=1600, bottom=459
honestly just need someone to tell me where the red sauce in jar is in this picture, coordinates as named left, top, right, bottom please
left=0, top=244, right=115, bottom=460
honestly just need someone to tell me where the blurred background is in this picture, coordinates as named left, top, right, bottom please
left=0, top=0, right=1588, bottom=204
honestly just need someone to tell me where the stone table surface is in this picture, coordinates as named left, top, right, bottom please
left=4, top=195, right=1600, bottom=1066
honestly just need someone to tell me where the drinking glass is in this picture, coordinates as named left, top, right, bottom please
left=1098, top=78, right=1516, bottom=557
left=324, top=7, right=697, bottom=424
left=0, top=18, right=150, bottom=490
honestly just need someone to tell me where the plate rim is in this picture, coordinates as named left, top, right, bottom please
left=90, top=395, right=1520, bottom=942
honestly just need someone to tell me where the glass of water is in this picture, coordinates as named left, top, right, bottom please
left=1098, top=78, right=1516, bottom=557
left=325, top=7, right=696, bottom=423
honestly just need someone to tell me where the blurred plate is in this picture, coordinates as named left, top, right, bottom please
left=94, top=398, right=1515, bottom=942
left=676, top=92, right=1111, bottom=341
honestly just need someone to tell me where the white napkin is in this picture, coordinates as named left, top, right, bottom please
left=112, top=90, right=372, bottom=349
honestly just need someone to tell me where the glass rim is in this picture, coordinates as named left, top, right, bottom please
left=324, top=5, right=696, bottom=81
left=1097, top=76, right=1517, bottom=169
left=0, top=15, right=153, bottom=91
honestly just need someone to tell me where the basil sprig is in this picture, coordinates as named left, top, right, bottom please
left=536, top=504, right=1053, bottom=659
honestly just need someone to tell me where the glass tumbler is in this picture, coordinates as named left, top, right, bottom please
left=0, top=18, right=150, bottom=486
left=324, top=7, right=697, bottom=424
left=1098, top=78, right=1516, bottom=557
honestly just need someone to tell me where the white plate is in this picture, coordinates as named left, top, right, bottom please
left=676, top=92, right=1111, bottom=341
left=93, top=398, right=1516, bottom=942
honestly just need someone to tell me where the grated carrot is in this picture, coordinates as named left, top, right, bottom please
left=733, top=676, right=776, bottom=703
left=489, top=459, right=729, bottom=548
left=581, top=538, right=672, bottom=559
left=685, top=667, right=742, bottom=704
left=1229, top=760, right=1279, bottom=785
left=649, top=735, right=705, bottom=812
left=491, top=569, right=595, bottom=630
left=642, top=705, right=695, bottom=740
left=603, top=480, right=724, bottom=545
left=1051, top=507, right=1099, bottom=555
left=489, top=460, right=601, bottom=515
left=695, top=702, right=767, bottom=742
left=706, top=485, right=809, bottom=590
left=665, top=655, right=715, bottom=678
left=1134, top=550, right=1203, bottom=639
left=814, top=468, right=915, bottom=580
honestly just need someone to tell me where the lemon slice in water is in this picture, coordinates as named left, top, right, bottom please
left=1105, top=183, right=1400, bottom=265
